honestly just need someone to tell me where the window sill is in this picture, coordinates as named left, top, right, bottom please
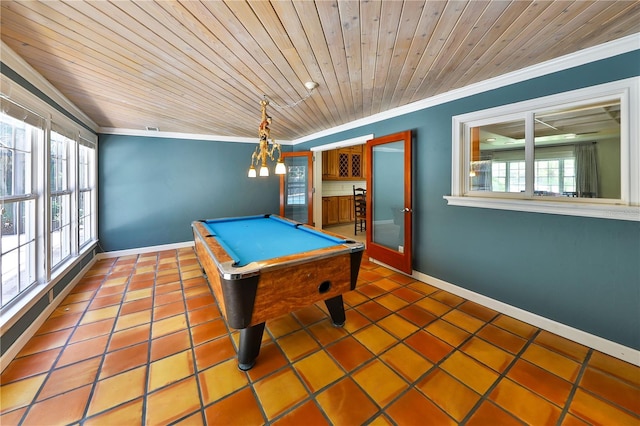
left=443, top=196, right=640, bottom=222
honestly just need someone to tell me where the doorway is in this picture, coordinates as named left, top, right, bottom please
left=311, top=134, right=373, bottom=243
left=279, top=152, right=313, bottom=225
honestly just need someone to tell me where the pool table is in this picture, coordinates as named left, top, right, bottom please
left=192, top=214, right=365, bottom=370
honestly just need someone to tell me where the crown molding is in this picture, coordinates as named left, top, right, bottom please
left=99, top=127, right=295, bottom=145
left=292, top=33, right=640, bottom=145
left=1, top=41, right=98, bottom=132
left=98, top=127, right=257, bottom=143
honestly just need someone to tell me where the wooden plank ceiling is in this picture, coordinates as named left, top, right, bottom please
left=1, top=1, right=639, bottom=141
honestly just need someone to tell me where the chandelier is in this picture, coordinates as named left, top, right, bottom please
left=248, top=98, right=285, bottom=177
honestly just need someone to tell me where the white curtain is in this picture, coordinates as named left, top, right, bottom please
left=575, top=144, right=598, bottom=198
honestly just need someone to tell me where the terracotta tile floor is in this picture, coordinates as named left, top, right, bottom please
left=2, top=248, right=639, bottom=425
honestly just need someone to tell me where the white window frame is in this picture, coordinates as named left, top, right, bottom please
left=0, top=111, right=41, bottom=307
left=49, top=128, right=74, bottom=269
left=78, top=140, right=96, bottom=249
left=445, top=78, right=640, bottom=222
left=0, top=74, right=98, bottom=322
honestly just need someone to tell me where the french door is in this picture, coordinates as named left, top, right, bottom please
left=366, top=130, right=413, bottom=274
left=279, top=152, right=314, bottom=225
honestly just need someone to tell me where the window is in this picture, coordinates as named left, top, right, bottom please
left=1, top=108, right=41, bottom=307
left=50, top=130, right=73, bottom=268
left=286, top=165, right=307, bottom=205
left=447, top=78, right=639, bottom=221
left=78, top=141, right=95, bottom=248
left=0, top=88, right=97, bottom=311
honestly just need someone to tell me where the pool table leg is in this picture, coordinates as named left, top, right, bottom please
left=324, top=295, right=346, bottom=327
left=237, top=322, right=266, bottom=371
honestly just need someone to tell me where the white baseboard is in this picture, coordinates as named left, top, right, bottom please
left=0, top=257, right=98, bottom=372
left=96, top=241, right=195, bottom=259
left=370, top=258, right=639, bottom=366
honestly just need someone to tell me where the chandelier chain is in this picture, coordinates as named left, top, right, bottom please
left=263, top=91, right=314, bottom=110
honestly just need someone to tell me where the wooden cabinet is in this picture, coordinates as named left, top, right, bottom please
left=323, top=196, right=354, bottom=226
left=323, top=145, right=365, bottom=180
left=322, top=197, right=339, bottom=226
left=338, top=196, right=353, bottom=223
left=322, top=150, right=339, bottom=179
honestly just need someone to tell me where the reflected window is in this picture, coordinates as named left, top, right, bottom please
left=466, top=99, right=621, bottom=201
left=286, top=165, right=306, bottom=205
left=534, top=101, right=620, bottom=199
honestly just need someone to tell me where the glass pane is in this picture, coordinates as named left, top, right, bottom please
left=534, top=100, right=620, bottom=199
left=2, top=201, right=19, bottom=252
left=283, top=156, right=308, bottom=224
left=50, top=131, right=69, bottom=192
left=51, top=194, right=71, bottom=267
left=372, top=141, right=405, bottom=251
left=0, top=145, right=12, bottom=197
left=1, top=199, right=36, bottom=307
left=79, top=145, right=88, bottom=189
left=1, top=247, right=18, bottom=307
left=18, top=200, right=35, bottom=246
left=469, top=119, right=526, bottom=193
left=20, top=240, right=36, bottom=294
left=1, top=113, right=34, bottom=197
left=79, top=190, right=92, bottom=246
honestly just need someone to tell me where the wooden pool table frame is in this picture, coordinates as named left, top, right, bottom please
left=192, top=215, right=364, bottom=370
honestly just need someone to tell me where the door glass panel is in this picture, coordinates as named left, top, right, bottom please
left=283, top=156, right=309, bottom=223
left=372, top=141, right=404, bottom=252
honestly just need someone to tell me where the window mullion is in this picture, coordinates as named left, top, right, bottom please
left=524, top=112, right=535, bottom=197
left=43, top=118, right=52, bottom=282
left=71, top=135, right=79, bottom=257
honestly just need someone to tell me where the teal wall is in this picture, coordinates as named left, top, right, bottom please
left=294, top=51, right=640, bottom=350
left=98, top=135, right=284, bottom=251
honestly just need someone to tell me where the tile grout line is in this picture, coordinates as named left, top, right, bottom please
left=356, top=300, right=493, bottom=424
left=192, top=255, right=268, bottom=424
left=18, top=257, right=124, bottom=423
left=14, top=257, right=118, bottom=425
left=185, top=249, right=231, bottom=425
left=556, top=348, right=592, bottom=424
left=346, top=276, right=549, bottom=424
left=458, top=328, right=543, bottom=425
left=79, top=254, right=142, bottom=423
left=361, top=283, right=493, bottom=422
left=16, top=250, right=636, bottom=425
left=283, top=278, right=468, bottom=424
left=140, top=252, right=158, bottom=426
left=265, top=278, right=487, bottom=425
left=239, top=273, right=560, bottom=424
left=238, top=273, right=393, bottom=424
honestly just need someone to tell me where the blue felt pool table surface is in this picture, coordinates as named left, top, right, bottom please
left=201, top=215, right=348, bottom=266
